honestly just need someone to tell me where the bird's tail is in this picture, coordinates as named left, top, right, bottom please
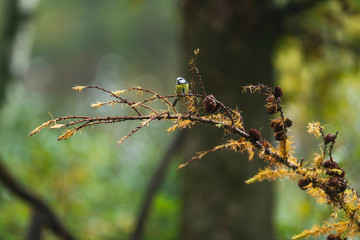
left=172, top=98, right=178, bottom=106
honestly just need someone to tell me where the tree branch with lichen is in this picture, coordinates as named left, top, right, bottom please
left=30, top=49, right=360, bottom=240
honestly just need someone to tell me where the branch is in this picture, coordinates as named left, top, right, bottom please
left=29, top=48, right=360, bottom=239
left=0, top=159, right=76, bottom=240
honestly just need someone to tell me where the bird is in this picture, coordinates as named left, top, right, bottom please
left=173, top=77, right=189, bottom=106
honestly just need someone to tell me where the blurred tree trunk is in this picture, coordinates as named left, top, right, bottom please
left=0, top=0, right=37, bottom=104
left=181, top=1, right=281, bottom=239
left=0, top=0, right=20, bottom=103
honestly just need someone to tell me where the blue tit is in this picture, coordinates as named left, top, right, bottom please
left=173, top=77, right=189, bottom=106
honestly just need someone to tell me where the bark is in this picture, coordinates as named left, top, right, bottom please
left=181, top=1, right=281, bottom=239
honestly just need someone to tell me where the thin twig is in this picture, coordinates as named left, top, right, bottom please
left=117, top=86, right=178, bottom=113
left=216, top=100, right=235, bottom=126
left=92, top=100, right=159, bottom=115
left=117, top=117, right=155, bottom=147
left=131, top=93, right=204, bottom=113
left=188, top=50, right=206, bottom=96
left=319, top=126, right=328, bottom=157
left=86, top=85, right=142, bottom=116
left=328, top=131, right=338, bottom=161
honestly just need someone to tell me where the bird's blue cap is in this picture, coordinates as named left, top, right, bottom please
left=176, top=77, right=187, bottom=85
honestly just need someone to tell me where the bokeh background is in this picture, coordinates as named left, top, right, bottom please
left=1, top=1, right=360, bottom=239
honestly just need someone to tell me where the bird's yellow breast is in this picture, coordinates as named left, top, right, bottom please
left=175, top=84, right=189, bottom=95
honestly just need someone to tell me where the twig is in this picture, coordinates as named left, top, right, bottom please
left=92, top=100, right=159, bottom=115
left=86, top=85, right=142, bottom=116
left=189, top=50, right=206, bottom=96
left=328, top=131, right=338, bottom=161
left=216, top=100, right=235, bottom=126
left=178, top=141, right=229, bottom=169
left=117, top=117, right=155, bottom=147
left=116, top=86, right=178, bottom=113
left=131, top=93, right=203, bottom=113
left=319, top=126, right=328, bottom=157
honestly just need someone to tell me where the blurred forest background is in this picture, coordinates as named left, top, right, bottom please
left=1, top=0, right=360, bottom=239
